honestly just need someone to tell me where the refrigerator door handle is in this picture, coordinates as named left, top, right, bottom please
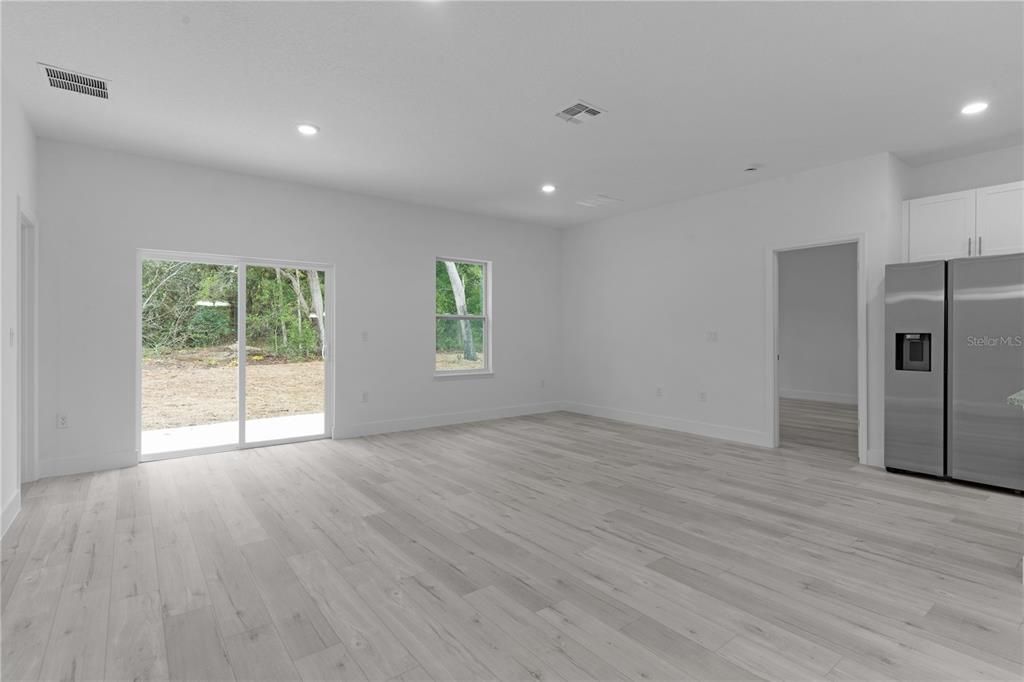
left=978, top=236, right=982, bottom=255
left=968, top=237, right=972, bottom=256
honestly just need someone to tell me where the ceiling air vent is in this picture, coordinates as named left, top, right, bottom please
left=39, top=63, right=109, bottom=99
left=576, top=194, right=623, bottom=208
left=555, top=100, right=604, bottom=124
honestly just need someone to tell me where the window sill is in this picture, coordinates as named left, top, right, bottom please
left=434, top=370, right=494, bottom=380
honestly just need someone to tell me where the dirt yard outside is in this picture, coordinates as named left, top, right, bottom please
left=435, top=350, right=487, bottom=372
left=143, top=346, right=487, bottom=429
left=142, top=346, right=324, bottom=430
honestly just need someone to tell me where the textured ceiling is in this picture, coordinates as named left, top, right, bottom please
left=4, top=1, right=1022, bottom=226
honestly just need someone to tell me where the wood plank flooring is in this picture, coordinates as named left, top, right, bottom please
left=780, top=397, right=859, bottom=455
left=3, top=411, right=1022, bottom=681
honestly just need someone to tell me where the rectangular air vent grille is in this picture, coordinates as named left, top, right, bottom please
left=556, top=100, right=604, bottom=124
left=40, top=64, right=109, bottom=99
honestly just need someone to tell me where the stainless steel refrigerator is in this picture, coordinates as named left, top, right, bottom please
left=885, top=253, right=1024, bottom=491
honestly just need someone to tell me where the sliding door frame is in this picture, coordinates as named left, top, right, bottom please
left=136, top=249, right=334, bottom=462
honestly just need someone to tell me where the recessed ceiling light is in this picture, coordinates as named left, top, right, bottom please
left=961, top=101, right=988, bottom=115
left=296, top=123, right=319, bottom=136
left=541, top=184, right=556, bottom=194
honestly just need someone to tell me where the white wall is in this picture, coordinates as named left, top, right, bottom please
left=778, top=242, right=858, bottom=404
left=28, top=136, right=1021, bottom=484
left=1, top=90, right=37, bottom=533
left=562, top=153, right=903, bottom=465
left=904, top=144, right=1023, bottom=199
left=35, top=139, right=563, bottom=478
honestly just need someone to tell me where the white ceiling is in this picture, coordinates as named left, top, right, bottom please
left=4, top=1, right=1022, bottom=226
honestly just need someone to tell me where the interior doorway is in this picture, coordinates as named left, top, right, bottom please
left=771, top=240, right=862, bottom=459
left=19, top=214, right=38, bottom=483
left=138, top=251, right=332, bottom=461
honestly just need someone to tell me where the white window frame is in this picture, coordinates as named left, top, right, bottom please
left=434, top=257, right=493, bottom=378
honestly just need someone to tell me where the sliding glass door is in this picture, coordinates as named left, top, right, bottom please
left=243, top=266, right=327, bottom=443
left=139, top=253, right=331, bottom=461
left=141, top=260, right=240, bottom=456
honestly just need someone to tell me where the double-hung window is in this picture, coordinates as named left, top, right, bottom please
left=435, top=258, right=490, bottom=374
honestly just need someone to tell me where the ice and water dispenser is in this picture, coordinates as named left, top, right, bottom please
left=895, top=332, right=931, bottom=372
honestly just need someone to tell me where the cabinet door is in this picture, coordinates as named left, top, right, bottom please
left=976, top=181, right=1024, bottom=257
left=905, top=190, right=976, bottom=262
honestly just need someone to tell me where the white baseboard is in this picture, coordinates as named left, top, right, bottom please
left=866, top=447, right=884, bottom=468
left=38, top=449, right=136, bottom=479
left=562, top=402, right=773, bottom=448
left=779, top=388, right=857, bottom=405
left=2, top=489, right=21, bottom=537
left=336, top=401, right=567, bottom=439
left=33, top=404, right=564, bottom=477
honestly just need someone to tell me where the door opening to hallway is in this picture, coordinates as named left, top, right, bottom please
left=776, top=242, right=859, bottom=457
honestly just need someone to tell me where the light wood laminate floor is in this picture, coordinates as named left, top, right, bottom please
left=780, top=398, right=859, bottom=456
left=3, top=412, right=1021, bottom=681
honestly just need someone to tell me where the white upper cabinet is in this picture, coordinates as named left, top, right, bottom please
left=903, top=181, right=1024, bottom=262
left=904, top=190, right=976, bottom=262
left=975, top=181, right=1024, bottom=257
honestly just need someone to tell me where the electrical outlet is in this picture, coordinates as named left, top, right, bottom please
left=540, top=379, right=546, bottom=389
left=361, top=330, right=369, bottom=343
left=57, top=413, right=69, bottom=429
left=699, top=391, right=708, bottom=403
left=706, top=331, right=719, bottom=342
left=361, top=391, right=369, bottom=403
left=656, top=387, right=663, bottom=397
